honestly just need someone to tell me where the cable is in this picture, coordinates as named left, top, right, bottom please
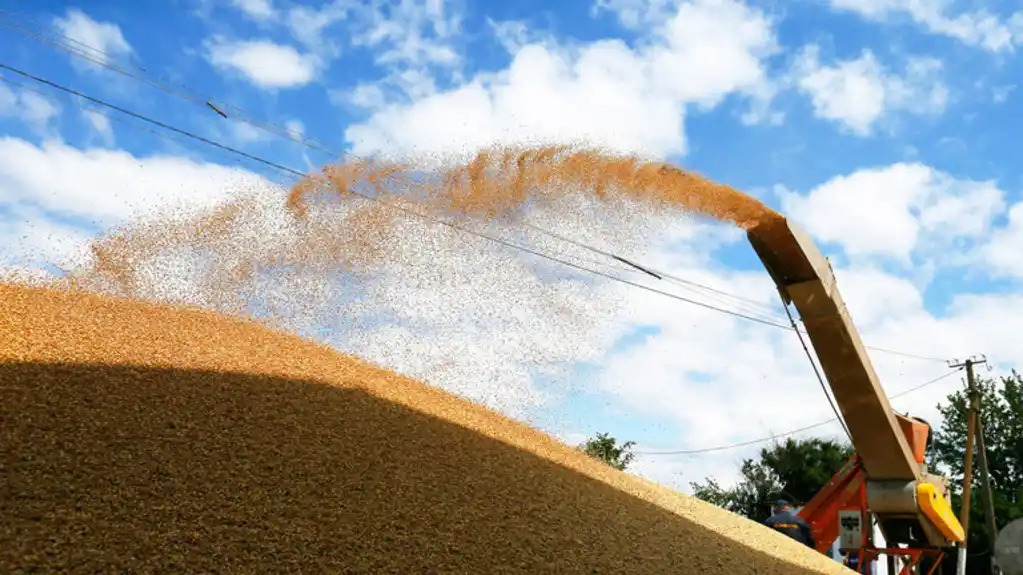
left=0, top=16, right=963, bottom=359
left=0, top=14, right=965, bottom=362
left=784, top=302, right=853, bottom=442
left=633, top=368, right=963, bottom=456
left=0, top=63, right=308, bottom=179
left=2, top=60, right=953, bottom=368
left=858, top=346, right=948, bottom=363
left=0, top=76, right=301, bottom=188
left=0, top=9, right=338, bottom=158
left=521, top=224, right=949, bottom=363
left=0, top=16, right=957, bottom=364
left=0, top=12, right=799, bottom=321
left=522, top=221, right=787, bottom=318
left=2, top=61, right=810, bottom=329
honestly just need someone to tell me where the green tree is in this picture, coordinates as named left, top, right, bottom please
left=580, top=432, right=636, bottom=471
left=930, top=371, right=1023, bottom=575
left=760, top=437, right=854, bottom=505
left=691, top=437, right=853, bottom=523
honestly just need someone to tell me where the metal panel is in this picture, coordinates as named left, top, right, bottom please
left=866, top=481, right=917, bottom=514
left=838, top=510, right=863, bottom=551
left=996, top=518, right=1023, bottom=575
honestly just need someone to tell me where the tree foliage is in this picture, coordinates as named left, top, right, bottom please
left=685, top=370, right=1023, bottom=575
left=930, top=371, right=1023, bottom=574
left=580, top=432, right=636, bottom=471
left=690, top=437, right=853, bottom=523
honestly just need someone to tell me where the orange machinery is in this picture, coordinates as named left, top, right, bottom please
left=797, top=415, right=947, bottom=574
left=746, top=218, right=964, bottom=575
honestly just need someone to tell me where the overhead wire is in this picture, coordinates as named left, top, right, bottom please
left=2, top=35, right=966, bottom=460
left=0, top=75, right=301, bottom=189
left=0, top=11, right=953, bottom=363
left=632, top=368, right=964, bottom=456
left=0, top=55, right=951, bottom=366
left=0, top=7, right=339, bottom=158
left=0, top=14, right=945, bottom=349
left=783, top=302, right=853, bottom=442
left=0, top=61, right=811, bottom=330
left=523, top=223, right=950, bottom=363
left=521, top=222, right=786, bottom=320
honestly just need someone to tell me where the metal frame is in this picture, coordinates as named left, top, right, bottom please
left=799, top=455, right=947, bottom=574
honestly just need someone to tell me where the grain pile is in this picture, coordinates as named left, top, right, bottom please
left=0, top=282, right=849, bottom=574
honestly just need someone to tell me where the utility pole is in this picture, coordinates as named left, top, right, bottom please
left=949, top=356, right=1000, bottom=575
left=969, top=356, right=1000, bottom=575
left=976, top=412, right=1001, bottom=575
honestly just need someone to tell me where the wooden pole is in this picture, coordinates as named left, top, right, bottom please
left=953, top=360, right=980, bottom=575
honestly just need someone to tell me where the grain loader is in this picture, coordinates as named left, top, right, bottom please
left=747, top=218, right=965, bottom=575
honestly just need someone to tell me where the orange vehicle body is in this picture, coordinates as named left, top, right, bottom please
left=797, top=415, right=944, bottom=574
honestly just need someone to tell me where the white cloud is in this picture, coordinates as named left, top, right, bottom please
left=0, top=139, right=1016, bottom=502
left=52, top=8, right=133, bottom=69
left=488, top=19, right=551, bottom=55
left=587, top=235, right=973, bottom=484
left=349, top=0, right=463, bottom=68
left=0, top=135, right=677, bottom=422
left=829, top=0, right=1021, bottom=52
left=591, top=0, right=679, bottom=29
left=0, top=137, right=266, bottom=233
left=777, top=164, right=1004, bottom=263
left=0, top=203, right=96, bottom=272
left=0, top=86, right=62, bottom=138
left=205, top=38, right=320, bottom=89
left=283, top=0, right=462, bottom=71
left=344, top=0, right=779, bottom=162
left=589, top=220, right=1023, bottom=493
left=0, top=82, right=16, bottom=112
left=285, top=2, right=352, bottom=56
left=82, top=109, right=114, bottom=144
left=6, top=0, right=1020, bottom=504
left=228, top=121, right=265, bottom=143
left=285, top=119, right=305, bottom=138
left=231, top=0, right=276, bottom=20
left=981, top=201, right=1023, bottom=278
left=340, top=83, right=387, bottom=110
left=791, top=45, right=948, bottom=135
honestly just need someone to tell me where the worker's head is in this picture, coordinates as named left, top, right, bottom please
left=773, top=499, right=792, bottom=514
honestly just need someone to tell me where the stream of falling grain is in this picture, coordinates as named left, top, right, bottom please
left=23, top=145, right=783, bottom=413
left=69, top=146, right=780, bottom=298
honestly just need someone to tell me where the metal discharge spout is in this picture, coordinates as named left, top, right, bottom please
left=746, top=216, right=920, bottom=482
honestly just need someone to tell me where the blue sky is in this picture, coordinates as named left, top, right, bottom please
left=2, top=0, right=1023, bottom=491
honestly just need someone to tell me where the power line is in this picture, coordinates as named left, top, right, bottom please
left=0, top=9, right=337, bottom=158
left=0, top=15, right=956, bottom=364
left=6, top=60, right=966, bottom=465
left=0, top=13, right=962, bottom=362
left=0, top=63, right=308, bottom=178
left=1, top=62, right=811, bottom=330
left=522, top=222, right=786, bottom=316
left=0, top=11, right=793, bottom=316
left=1, top=60, right=951, bottom=366
left=784, top=302, right=853, bottom=442
left=0, top=75, right=299, bottom=188
left=524, top=223, right=949, bottom=363
left=633, top=368, right=964, bottom=456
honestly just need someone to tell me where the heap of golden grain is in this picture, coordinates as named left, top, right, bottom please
left=0, top=283, right=849, bottom=573
left=1, top=148, right=845, bottom=573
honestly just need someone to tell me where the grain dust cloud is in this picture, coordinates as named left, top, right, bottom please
left=44, top=146, right=780, bottom=412
left=0, top=145, right=844, bottom=574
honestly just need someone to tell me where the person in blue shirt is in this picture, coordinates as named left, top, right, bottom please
left=764, top=499, right=816, bottom=549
